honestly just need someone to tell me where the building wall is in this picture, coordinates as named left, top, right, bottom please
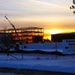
left=51, top=33, right=75, bottom=42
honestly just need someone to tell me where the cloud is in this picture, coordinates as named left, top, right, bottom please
left=30, top=0, right=68, bottom=9
left=0, top=0, right=71, bottom=18
left=0, top=0, right=74, bottom=30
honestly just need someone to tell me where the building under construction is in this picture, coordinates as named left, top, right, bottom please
left=0, top=27, right=44, bottom=43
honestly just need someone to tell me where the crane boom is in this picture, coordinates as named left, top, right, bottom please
left=4, top=16, right=21, bottom=43
left=4, top=16, right=25, bottom=58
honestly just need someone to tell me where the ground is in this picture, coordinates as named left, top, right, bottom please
left=0, top=53, right=75, bottom=75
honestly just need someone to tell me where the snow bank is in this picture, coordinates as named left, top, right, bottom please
left=20, top=43, right=63, bottom=53
left=0, top=57, right=75, bottom=73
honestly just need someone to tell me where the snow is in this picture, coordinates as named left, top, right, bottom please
left=0, top=73, right=16, bottom=75
left=0, top=53, right=75, bottom=73
left=10, top=39, right=75, bottom=54
left=20, top=42, right=63, bottom=53
left=19, top=40, right=75, bottom=54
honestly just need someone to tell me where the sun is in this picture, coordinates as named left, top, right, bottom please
left=45, top=29, right=63, bottom=34
left=49, top=29, right=63, bottom=34
left=44, top=29, right=64, bottom=40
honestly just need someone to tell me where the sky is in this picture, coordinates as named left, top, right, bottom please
left=0, top=0, right=75, bottom=39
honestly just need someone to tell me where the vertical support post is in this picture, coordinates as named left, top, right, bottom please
left=22, top=44, right=23, bottom=59
left=56, top=41, right=57, bottom=59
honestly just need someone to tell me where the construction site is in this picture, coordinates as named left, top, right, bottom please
left=0, top=16, right=44, bottom=44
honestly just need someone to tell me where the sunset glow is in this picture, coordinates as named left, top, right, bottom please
left=0, top=0, right=75, bottom=40
left=44, top=28, right=75, bottom=40
left=44, top=29, right=64, bottom=40
left=45, top=29, right=64, bottom=34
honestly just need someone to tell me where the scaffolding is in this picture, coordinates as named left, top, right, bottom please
left=0, top=27, right=44, bottom=43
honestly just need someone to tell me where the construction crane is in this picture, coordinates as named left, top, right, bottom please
left=4, top=16, right=22, bottom=57
left=4, top=16, right=24, bottom=59
left=4, top=16, right=21, bottom=44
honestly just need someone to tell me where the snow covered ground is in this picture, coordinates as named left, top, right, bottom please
left=0, top=53, right=75, bottom=73
left=0, top=73, right=16, bottom=75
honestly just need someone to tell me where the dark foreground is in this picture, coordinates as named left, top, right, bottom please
left=0, top=67, right=75, bottom=75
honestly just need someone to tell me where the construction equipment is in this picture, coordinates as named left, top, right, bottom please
left=4, top=16, right=24, bottom=59
left=4, top=16, right=21, bottom=43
